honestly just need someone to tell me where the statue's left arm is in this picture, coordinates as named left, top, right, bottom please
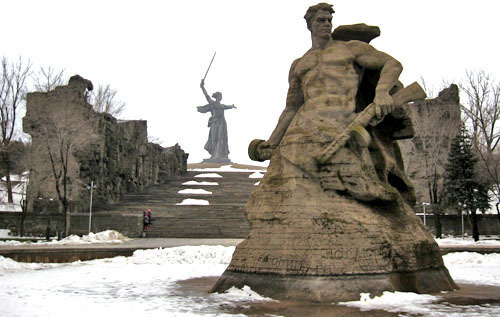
left=348, top=40, right=403, bottom=119
left=222, top=104, right=236, bottom=110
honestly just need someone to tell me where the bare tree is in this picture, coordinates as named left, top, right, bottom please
left=460, top=70, right=500, bottom=219
left=19, top=164, right=31, bottom=237
left=88, top=84, right=126, bottom=118
left=30, top=102, right=96, bottom=236
left=32, top=66, right=65, bottom=92
left=0, top=56, right=31, bottom=203
left=419, top=77, right=453, bottom=99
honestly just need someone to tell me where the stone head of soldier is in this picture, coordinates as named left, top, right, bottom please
left=304, top=3, right=334, bottom=41
left=212, top=91, right=222, bottom=102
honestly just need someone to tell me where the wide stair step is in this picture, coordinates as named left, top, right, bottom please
left=94, top=165, right=265, bottom=238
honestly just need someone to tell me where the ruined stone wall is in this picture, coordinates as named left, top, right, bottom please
left=399, top=85, right=462, bottom=205
left=23, top=75, right=188, bottom=212
left=79, top=113, right=189, bottom=209
left=0, top=212, right=143, bottom=238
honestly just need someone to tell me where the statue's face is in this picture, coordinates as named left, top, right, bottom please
left=212, top=92, right=222, bottom=101
left=311, top=10, right=332, bottom=39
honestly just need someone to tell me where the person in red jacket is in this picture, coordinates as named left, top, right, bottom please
left=143, top=209, right=153, bottom=231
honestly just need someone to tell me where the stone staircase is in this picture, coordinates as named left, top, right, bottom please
left=94, top=165, right=265, bottom=238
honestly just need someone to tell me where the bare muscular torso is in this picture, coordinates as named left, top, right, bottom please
left=293, top=41, right=361, bottom=114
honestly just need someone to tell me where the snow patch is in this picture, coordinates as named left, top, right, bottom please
left=249, top=172, right=264, bottom=179
left=46, top=230, right=131, bottom=245
left=194, top=173, right=222, bottom=178
left=189, top=165, right=266, bottom=173
left=0, top=229, right=11, bottom=238
left=211, top=285, right=275, bottom=302
left=0, top=203, right=22, bottom=212
left=0, top=230, right=130, bottom=246
left=339, top=288, right=500, bottom=316
left=443, top=252, right=500, bottom=286
left=182, top=181, right=219, bottom=186
left=339, top=291, right=440, bottom=314
left=176, top=198, right=209, bottom=205
left=131, top=246, right=234, bottom=265
left=436, top=236, right=500, bottom=246
left=178, top=189, right=212, bottom=195
left=0, top=256, right=64, bottom=273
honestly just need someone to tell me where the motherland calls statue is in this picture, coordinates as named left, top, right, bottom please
left=197, top=79, right=236, bottom=163
left=212, top=3, right=456, bottom=302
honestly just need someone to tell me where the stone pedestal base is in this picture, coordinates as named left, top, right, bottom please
left=212, top=145, right=457, bottom=302
left=202, top=158, right=232, bottom=164
left=212, top=267, right=457, bottom=302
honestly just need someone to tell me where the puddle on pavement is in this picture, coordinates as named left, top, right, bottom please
left=175, top=276, right=398, bottom=316
left=440, top=283, right=500, bottom=305
left=175, top=277, right=500, bottom=316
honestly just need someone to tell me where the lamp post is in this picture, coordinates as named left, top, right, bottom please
left=421, top=202, right=430, bottom=226
left=461, top=209, right=465, bottom=240
left=457, top=202, right=465, bottom=239
left=87, top=181, right=96, bottom=234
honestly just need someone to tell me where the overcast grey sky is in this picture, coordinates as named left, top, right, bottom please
left=2, top=0, right=499, bottom=165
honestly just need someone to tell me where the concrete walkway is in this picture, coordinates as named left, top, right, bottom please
left=0, top=238, right=244, bottom=250
left=0, top=238, right=244, bottom=263
left=1, top=238, right=499, bottom=263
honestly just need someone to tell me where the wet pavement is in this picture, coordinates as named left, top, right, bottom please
left=2, top=239, right=500, bottom=316
left=176, top=277, right=500, bottom=317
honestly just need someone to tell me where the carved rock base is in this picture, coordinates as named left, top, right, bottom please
left=212, top=267, right=456, bottom=302
left=211, top=148, right=457, bottom=302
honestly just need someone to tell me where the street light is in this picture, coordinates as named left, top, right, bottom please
left=458, top=202, right=465, bottom=239
left=421, top=202, right=430, bottom=226
left=87, top=181, right=97, bottom=234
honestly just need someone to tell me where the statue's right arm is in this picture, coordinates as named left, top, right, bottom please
left=263, top=59, right=303, bottom=149
left=200, top=79, right=213, bottom=104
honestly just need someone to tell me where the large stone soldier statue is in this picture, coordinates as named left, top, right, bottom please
left=197, top=79, right=236, bottom=163
left=212, top=3, right=456, bottom=302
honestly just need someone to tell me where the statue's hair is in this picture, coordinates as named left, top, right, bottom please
left=212, top=92, right=222, bottom=99
left=304, top=3, right=335, bottom=30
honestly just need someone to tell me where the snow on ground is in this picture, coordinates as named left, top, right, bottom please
left=0, top=230, right=130, bottom=246
left=177, top=189, right=212, bottom=195
left=0, top=172, right=29, bottom=211
left=339, top=290, right=499, bottom=316
left=443, top=252, right=500, bottom=286
left=339, top=291, right=440, bottom=315
left=0, top=229, right=10, bottom=238
left=436, top=235, right=500, bottom=246
left=194, top=173, right=222, bottom=178
left=249, top=172, right=264, bottom=179
left=0, top=246, right=274, bottom=317
left=0, top=246, right=499, bottom=316
left=189, top=165, right=266, bottom=173
left=0, top=202, right=22, bottom=212
left=176, top=198, right=210, bottom=205
left=340, top=251, right=500, bottom=316
left=182, top=181, right=219, bottom=186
